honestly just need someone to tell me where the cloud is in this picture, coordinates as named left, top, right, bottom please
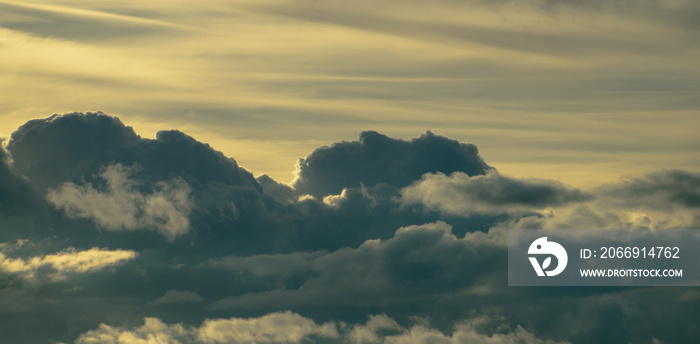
left=75, top=311, right=339, bottom=344
left=7, top=112, right=261, bottom=192
left=249, top=0, right=700, bottom=69
left=0, top=144, right=56, bottom=232
left=0, top=1, right=182, bottom=44
left=0, top=145, right=30, bottom=211
left=401, top=170, right=591, bottom=215
left=74, top=317, right=194, bottom=344
left=2, top=113, right=700, bottom=344
left=369, top=315, right=571, bottom=344
left=209, top=222, right=505, bottom=310
left=73, top=312, right=569, bottom=344
left=198, top=311, right=339, bottom=344
left=599, top=169, right=700, bottom=209
left=257, top=174, right=296, bottom=203
left=496, top=170, right=700, bottom=231
left=348, top=314, right=403, bottom=344
left=8, top=112, right=143, bottom=191
left=0, top=245, right=136, bottom=281
left=293, top=130, right=491, bottom=197
left=6, top=113, right=479, bottom=254
left=3, top=0, right=699, bottom=189
left=47, top=163, right=193, bottom=240
left=150, top=290, right=204, bottom=306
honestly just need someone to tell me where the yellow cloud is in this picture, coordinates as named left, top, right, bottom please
left=0, top=246, right=137, bottom=281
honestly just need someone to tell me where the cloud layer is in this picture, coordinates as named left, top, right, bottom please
left=74, top=312, right=339, bottom=344
left=0, top=113, right=697, bottom=343
left=74, top=312, right=569, bottom=344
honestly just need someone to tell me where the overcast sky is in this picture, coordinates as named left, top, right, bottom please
left=1, top=1, right=700, bottom=344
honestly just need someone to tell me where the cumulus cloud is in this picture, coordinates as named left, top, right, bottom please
left=0, top=145, right=36, bottom=213
left=74, top=312, right=569, bottom=344
left=257, top=174, right=296, bottom=203
left=366, top=315, right=571, bottom=344
left=401, top=170, right=591, bottom=215
left=293, top=130, right=491, bottom=197
left=74, top=317, right=194, bottom=344
left=75, top=311, right=339, bottom=344
left=348, top=314, right=403, bottom=344
left=0, top=245, right=136, bottom=281
left=47, top=163, right=193, bottom=240
left=0, top=145, right=56, bottom=241
left=7, top=112, right=261, bottom=192
left=1, top=113, right=699, bottom=344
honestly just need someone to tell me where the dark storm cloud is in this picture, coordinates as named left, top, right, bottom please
left=0, top=144, right=67, bottom=243
left=1, top=112, right=699, bottom=343
left=4, top=113, right=502, bottom=255
left=293, top=130, right=491, bottom=198
left=7, top=112, right=261, bottom=191
left=209, top=222, right=505, bottom=311
left=0, top=145, right=43, bottom=217
left=256, top=174, right=296, bottom=203
left=5, top=112, right=281, bottom=252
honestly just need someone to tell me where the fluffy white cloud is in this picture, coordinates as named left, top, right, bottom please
left=0, top=246, right=136, bottom=281
left=47, top=163, right=192, bottom=240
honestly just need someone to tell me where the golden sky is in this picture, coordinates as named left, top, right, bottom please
left=1, top=0, right=699, bottom=186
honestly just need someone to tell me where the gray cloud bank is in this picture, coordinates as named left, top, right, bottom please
left=0, top=112, right=698, bottom=343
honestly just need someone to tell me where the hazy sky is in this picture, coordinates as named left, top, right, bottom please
left=2, top=0, right=699, bottom=186
left=2, top=2, right=700, bottom=344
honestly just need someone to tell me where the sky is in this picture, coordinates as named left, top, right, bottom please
left=2, top=0, right=699, bottom=186
left=1, top=1, right=700, bottom=343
